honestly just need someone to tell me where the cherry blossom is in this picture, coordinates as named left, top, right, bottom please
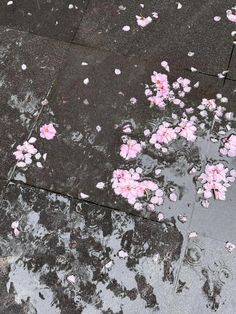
left=136, top=15, right=152, bottom=27
left=111, top=168, right=163, bottom=207
left=175, top=118, right=197, bottom=141
left=220, top=134, right=236, bottom=157
left=227, top=8, right=236, bottom=23
left=120, top=139, right=142, bottom=160
left=150, top=122, right=177, bottom=146
left=40, top=123, right=57, bottom=140
left=13, top=140, right=38, bottom=167
left=199, top=163, right=235, bottom=204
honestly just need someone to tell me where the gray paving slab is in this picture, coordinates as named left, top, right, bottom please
left=0, top=0, right=88, bottom=42
left=12, top=44, right=226, bottom=224
left=189, top=80, right=236, bottom=242
left=74, top=0, right=236, bottom=75
left=173, top=235, right=236, bottom=314
left=0, top=26, right=68, bottom=180
left=0, top=182, right=184, bottom=313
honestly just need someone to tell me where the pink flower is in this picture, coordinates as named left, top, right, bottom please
left=169, top=192, right=177, bottom=202
left=136, top=15, right=152, bottom=27
left=220, top=134, right=236, bottom=157
left=13, top=141, right=38, bottom=167
left=151, top=72, right=170, bottom=98
left=150, top=188, right=164, bottom=205
left=227, top=8, right=236, bottom=23
left=148, top=95, right=166, bottom=108
left=150, top=122, right=177, bottom=146
left=40, top=123, right=57, bottom=140
left=120, top=139, right=142, bottom=160
left=175, top=118, right=197, bottom=141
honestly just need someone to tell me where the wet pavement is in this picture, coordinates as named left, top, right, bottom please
left=1, top=1, right=236, bottom=313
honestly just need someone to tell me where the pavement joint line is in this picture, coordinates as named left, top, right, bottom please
left=223, top=43, right=235, bottom=85
left=70, top=0, right=90, bottom=44
left=9, top=178, right=173, bottom=226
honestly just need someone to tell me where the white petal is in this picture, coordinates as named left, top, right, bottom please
left=96, top=182, right=105, bottom=189
left=28, top=137, right=37, bottom=143
left=118, top=250, right=128, bottom=258
left=67, top=275, right=76, bottom=283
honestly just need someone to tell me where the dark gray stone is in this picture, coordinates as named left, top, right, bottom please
left=173, top=235, right=236, bottom=313
left=0, top=0, right=88, bottom=42
left=74, top=0, right=235, bottom=75
left=0, top=26, right=68, bottom=180
left=0, top=182, right=183, bottom=313
left=12, top=44, right=224, bottom=223
left=189, top=80, right=236, bottom=241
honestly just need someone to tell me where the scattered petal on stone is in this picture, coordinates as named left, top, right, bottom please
left=96, top=125, right=102, bottom=132
left=67, top=275, right=76, bottom=284
left=96, top=182, right=105, bottom=189
left=80, top=193, right=89, bottom=199
left=188, top=51, right=194, bottom=57
left=191, top=67, right=197, bottom=72
left=43, top=153, right=47, bottom=160
left=81, top=62, right=88, bottom=66
left=36, top=162, right=43, bottom=168
left=194, top=81, right=199, bottom=88
left=189, top=231, right=198, bottom=238
left=41, top=99, right=49, bottom=106
left=7, top=1, right=13, bottom=5
left=152, top=253, right=160, bottom=262
left=177, top=2, right=182, bottom=9
left=83, top=78, right=89, bottom=85
left=152, top=12, right=159, bottom=19
left=161, top=61, right=170, bottom=72
left=157, top=212, right=165, bottom=221
left=28, top=137, right=37, bottom=144
left=169, top=192, right=177, bottom=202
left=136, top=15, right=152, bottom=28
left=178, top=215, right=187, bottom=223
left=35, top=153, right=41, bottom=160
left=225, top=241, right=235, bottom=253
left=115, top=69, right=121, bottom=75
left=68, top=4, right=74, bottom=9
left=105, top=261, right=113, bottom=269
left=14, top=228, right=20, bottom=237
left=11, top=221, right=19, bottom=229
left=214, top=16, right=221, bottom=22
left=155, top=169, right=162, bottom=176
left=122, top=25, right=130, bottom=32
left=201, top=199, right=209, bottom=208
left=21, top=64, right=27, bottom=70
left=118, top=250, right=128, bottom=258
left=130, top=97, right=137, bottom=104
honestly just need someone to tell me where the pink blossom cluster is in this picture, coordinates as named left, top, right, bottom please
left=150, top=122, right=177, bottom=148
left=120, top=139, right=142, bottom=160
left=199, top=164, right=236, bottom=202
left=111, top=168, right=163, bottom=207
left=175, top=118, right=197, bottom=142
left=145, top=71, right=192, bottom=108
left=220, top=134, right=236, bottom=157
left=13, top=140, right=38, bottom=168
left=149, top=118, right=197, bottom=149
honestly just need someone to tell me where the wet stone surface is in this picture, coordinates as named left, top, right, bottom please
left=74, top=0, right=235, bottom=75
left=0, top=182, right=183, bottom=313
left=12, top=43, right=231, bottom=225
left=0, top=0, right=88, bottom=42
left=0, top=26, right=68, bottom=181
left=1, top=0, right=236, bottom=313
left=173, top=235, right=236, bottom=314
